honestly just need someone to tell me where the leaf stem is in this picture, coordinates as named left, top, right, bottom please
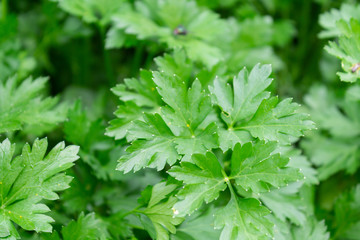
left=131, top=41, right=144, bottom=76
left=221, top=169, right=236, bottom=197
left=121, top=205, right=142, bottom=218
left=99, top=24, right=115, bottom=87
left=2, top=0, right=7, bottom=21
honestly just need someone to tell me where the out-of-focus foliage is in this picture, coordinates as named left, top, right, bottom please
left=107, top=0, right=232, bottom=68
left=319, top=4, right=360, bottom=82
left=302, top=86, right=360, bottom=180
left=0, top=76, right=67, bottom=135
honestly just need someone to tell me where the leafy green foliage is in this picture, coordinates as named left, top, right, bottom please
left=210, top=64, right=314, bottom=150
left=229, top=142, right=302, bottom=193
left=226, top=16, right=294, bottom=72
left=0, top=76, right=67, bottom=134
left=291, top=219, right=330, bottom=240
left=168, top=141, right=302, bottom=220
left=116, top=74, right=218, bottom=173
left=38, top=213, right=110, bottom=240
left=113, top=64, right=313, bottom=174
left=54, top=0, right=125, bottom=26
left=331, top=185, right=360, bottom=239
left=106, top=51, right=186, bottom=140
left=168, top=153, right=227, bottom=217
left=302, top=86, right=360, bottom=180
left=0, top=16, right=36, bottom=81
left=136, top=182, right=184, bottom=240
left=64, top=101, right=118, bottom=180
left=4, top=0, right=358, bottom=239
left=171, top=207, right=220, bottom=240
left=319, top=3, right=360, bottom=82
left=106, top=59, right=313, bottom=238
left=107, top=0, right=231, bottom=68
left=0, top=138, right=79, bottom=239
left=61, top=212, right=110, bottom=240
left=214, top=196, right=273, bottom=240
left=319, top=4, right=360, bottom=38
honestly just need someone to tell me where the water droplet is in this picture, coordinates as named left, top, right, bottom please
left=172, top=208, right=179, bottom=215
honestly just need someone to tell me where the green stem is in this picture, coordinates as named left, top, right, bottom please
left=131, top=42, right=144, bottom=76
left=2, top=0, right=7, bottom=20
left=121, top=205, right=142, bottom=218
left=99, top=25, right=115, bottom=87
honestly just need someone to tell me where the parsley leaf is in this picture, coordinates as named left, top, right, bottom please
left=214, top=196, right=273, bottom=240
left=108, top=0, right=230, bottom=68
left=210, top=64, right=314, bottom=150
left=138, top=182, right=184, bottom=240
left=168, top=153, right=227, bottom=217
left=241, top=97, right=314, bottom=143
left=117, top=72, right=218, bottom=173
left=302, top=85, right=360, bottom=180
left=230, top=142, right=303, bottom=193
left=62, top=213, right=110, bottom=240
left=55, top=0, right=125, bottom=26
left=0, top=76, right=67, bottom=134
left=0, top=138, right=79, bottom=238
left=118, top=113, right=179, bottom=173
left=319, top=4, right=360, bottom=82
left=331, top=184, right=360, bottom=239
left=319, top=3, right=360, bottom=38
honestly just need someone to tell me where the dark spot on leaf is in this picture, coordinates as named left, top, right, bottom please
left=173, top=25, right=187, bottom=36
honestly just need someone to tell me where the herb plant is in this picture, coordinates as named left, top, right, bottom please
left=1, top=0, right=360, bottom=239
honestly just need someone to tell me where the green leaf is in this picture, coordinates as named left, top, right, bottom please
left=168, top=153, right=227, bottom=217
left=272, top=216, right=330, bottom=240
left=326, top=36, right=360, bottom=83
left=209, top=64, right=272, bottom=150
left=113, top=70, right=162, bottom=108
left=214, top=196, right=273, bottom=240
left=260, top=183, right=307, bottom=225
left=55, top=0, right=126, bottom=26
left=0, top=138, right=79, bottom=238
left=210, top=64, right=313, bottom=149
left=302, top=86, right=360, bottom=179
left=302, top=134, right=359, bottom=180
left=319, top=5, right=360, bottom=82
left=118, top=113, right=179, bottom=173
left=106, top=69, right=162, bottom=140
left=332, top=184, right=360, bottom=239
left=106, top=51, right=192, bottom=140
left=319, top=3, right=360, bottom=38
left=140, top=182, right=184, bottom=240
left=109, top=0, right=230, bottom=68
left=230, top=142, right=303, bottom=193
left=62, top=213, right=110, bottom=240
left=173, top=207, right=221, bottom=240
left=64, top=101, right=116, bottom=180
left=153, top=73, right=212, bottom=133
left=117, top=73, right=218, bottom=172
left=154, top=72, right=218, bottom=160
left=209, top=64, right=272, bottom=126
left=0, top=76, right=67, bottom=134
left=238, top=97, right=314, bottom=143
left=154, top=49, right=193, bottom=82
left=292, top=218, right=330, bottom=240
left=280, top=147, right=319, bottom=185
left=106, top=101, right=144, bottom=140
